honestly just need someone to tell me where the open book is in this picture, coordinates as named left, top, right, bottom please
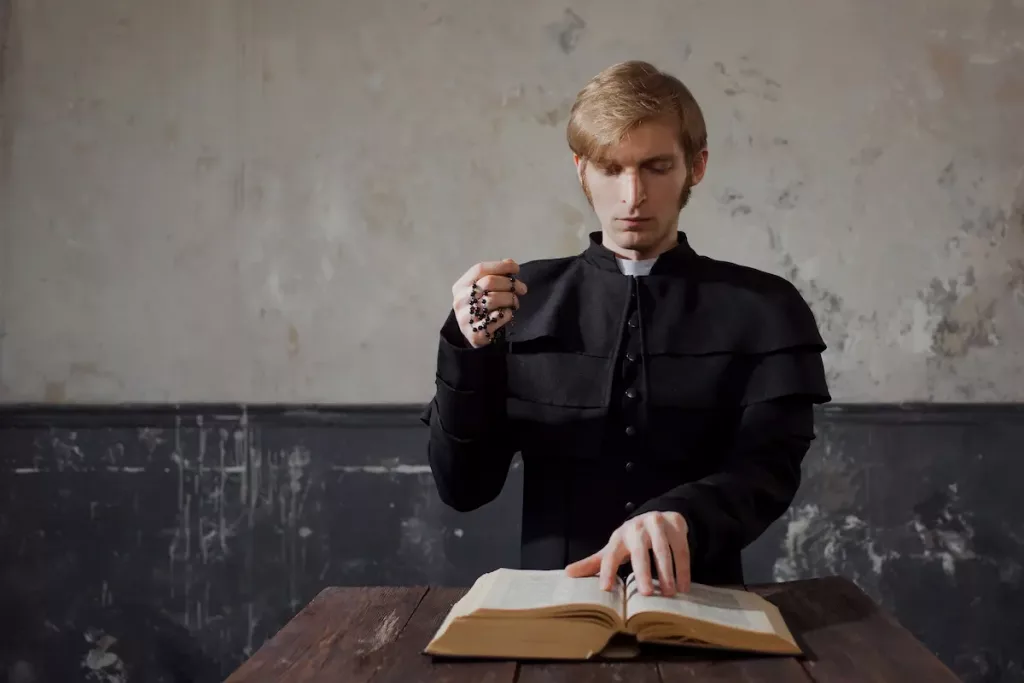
left=424, top=568, right=801, bottom=660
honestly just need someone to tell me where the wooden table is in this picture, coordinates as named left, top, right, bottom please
left=225, top=576, right=962, bottom=682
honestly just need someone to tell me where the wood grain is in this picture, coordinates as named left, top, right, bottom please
left=658, top=656, right=812, bottom=682
left=224, top=586, right=426, bottom=683
left=223, top=577, right=960, bottom=682
left=750, top=576, right=962, bottom=683
left=372, top=587, right=517, bottom=683
left=517, top=660, right=662, bottom=683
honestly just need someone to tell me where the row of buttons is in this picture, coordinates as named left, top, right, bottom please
left=622, top=281, right=642, bottom=517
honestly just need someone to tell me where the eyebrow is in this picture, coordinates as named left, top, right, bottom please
left=639, top=154, right=678, bottom=165
left=599, top=154, right=677, bottom=167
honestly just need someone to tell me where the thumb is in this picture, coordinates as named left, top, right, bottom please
left=564, top=551, right=603, bottom=578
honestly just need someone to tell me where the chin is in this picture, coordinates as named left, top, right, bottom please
left=610, top=226, right=659, bottom=249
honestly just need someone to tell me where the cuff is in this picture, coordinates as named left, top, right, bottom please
left=437, top=311, right=506, bottom=392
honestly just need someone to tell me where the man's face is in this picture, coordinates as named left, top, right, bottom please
left=575, top=118, right=707, bottom=259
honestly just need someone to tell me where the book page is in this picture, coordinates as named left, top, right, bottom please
left=625, top=577, right=775, bottom=634
left=477, top=569, right=623, bottom=615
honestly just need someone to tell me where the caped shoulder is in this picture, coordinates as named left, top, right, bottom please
left=517, top=250, right=807, bottom=309
left=694, top=254, right=806, bottom=306
left=513, top=250, right=825, bottom=353
left=516, top=255, right=580, bottom=283
left=691, top=254, right=825, bottom=352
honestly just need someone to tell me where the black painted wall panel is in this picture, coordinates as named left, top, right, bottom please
left=1, top=404, right=1021, bottom=682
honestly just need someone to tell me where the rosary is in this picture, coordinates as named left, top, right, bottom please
left=469, top=274, right=516, bottom=345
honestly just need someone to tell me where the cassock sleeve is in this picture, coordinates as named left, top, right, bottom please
left=420, top=310, right=519, bottom=512
left=629, top=336, right=831, bottom=570
left=628, top=393, right=817, bottom=570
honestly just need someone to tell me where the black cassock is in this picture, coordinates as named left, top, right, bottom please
left=421, top=231, right=831, bottom=586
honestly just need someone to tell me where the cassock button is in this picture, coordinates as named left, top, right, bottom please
left=628, top=318, right=639, bottom=329
left=624, top=501, right=636, bottom=513
left=625, top=426, right=636, bottom=436
left=626, top=352, right=637, bottom=363
left=625, top=461, right=634, bottom=472
left=625, top=388, right=637, bottom=400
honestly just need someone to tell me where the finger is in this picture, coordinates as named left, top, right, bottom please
left=464, top=300, right=515, bottom=329
left=468, top=290, right=518, bottom=314
left=646, top=518, right=676, bottom=596
left=599, top=540, right=630, bottom=592
left=625, top=527, right=654, bottom=596
left=565, top=551, right=602, bottom=578
left=455, top=259, right=519, bottom=289
left=476, top=274, right=528, bottom=296
left=665, top=514, right=692, bottom=592
left=459, top=308, right=514, bottom=346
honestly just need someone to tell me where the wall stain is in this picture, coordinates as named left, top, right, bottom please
left=534, top=97, right=574, bottom=127
left=776, top=245, right=850, bottom=351
left=715, top=59, right=782, bottom=102
left=938, top=160, right=958, bottom=190
left=358, top=180, right=413, bottom=239
left=44, top=381, right=66, bottom=403
left=287, top=325, right=300, bottom=360
left=922, top=261, right=1024, bottom=359
left=718, top=188, right=752, bottom=217
left=927, top=42, right=966, bottom=97
left=774, top=180, right=802, bottom=210
left=994, top=71, right=1024, bottom=104
left=549, top=9, right=585, bottom=55
left=852, top=146, right=883, bottom=166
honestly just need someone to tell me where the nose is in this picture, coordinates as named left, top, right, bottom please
left=621, top=170, right=646, bottom=208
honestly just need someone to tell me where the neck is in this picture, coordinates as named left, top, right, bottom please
left=600, top=226, right=680, bottom=261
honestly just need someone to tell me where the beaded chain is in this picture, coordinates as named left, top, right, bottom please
left=468, top=274, right=516, bottom=345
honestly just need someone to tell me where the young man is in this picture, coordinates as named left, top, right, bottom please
left=420, top=61, right=830, bottom=597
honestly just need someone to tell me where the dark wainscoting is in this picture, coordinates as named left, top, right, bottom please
left=1, top=403, right=1021, bottom=682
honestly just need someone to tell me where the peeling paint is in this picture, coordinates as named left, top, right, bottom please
left=773, top=481, right=1018, bottom=589
left=776, top=246, right=852, bottom=353
left=332, top=464, right=432, bottom=474
left=81, top=630, right=125, bottom=683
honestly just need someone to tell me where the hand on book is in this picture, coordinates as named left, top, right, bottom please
left=564, top=511, right=691, bottom=597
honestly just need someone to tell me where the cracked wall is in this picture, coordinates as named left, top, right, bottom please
left=0, top=0, right=1022, bottom=403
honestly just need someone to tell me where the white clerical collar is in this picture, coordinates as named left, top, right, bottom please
left=616, top=256, right=659, bottom=276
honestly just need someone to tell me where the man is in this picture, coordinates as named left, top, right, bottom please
left=420, top=61, right=830, bottom=598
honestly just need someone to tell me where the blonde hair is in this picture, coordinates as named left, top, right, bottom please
left=567, top=60, right=707, bottom=191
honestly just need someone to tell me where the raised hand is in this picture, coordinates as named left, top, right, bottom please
left=452, top=259, right=528, bottom=348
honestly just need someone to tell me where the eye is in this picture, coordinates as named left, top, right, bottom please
left=648, top=163, right=673, bottom=174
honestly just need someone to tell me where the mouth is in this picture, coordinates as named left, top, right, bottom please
left=617, top=217, right=652, bottom=227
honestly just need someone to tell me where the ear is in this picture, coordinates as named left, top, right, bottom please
left=690, top=148, right=709, bottom=185
left=573, top=153, right=584, bottom=182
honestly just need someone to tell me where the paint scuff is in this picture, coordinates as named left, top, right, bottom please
left=773, top=482, right=1017, bottom=589
left=81, top=630, right=125, bottom=683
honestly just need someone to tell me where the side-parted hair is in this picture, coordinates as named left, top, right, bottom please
left=567, top=60, right=707, bottom=205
